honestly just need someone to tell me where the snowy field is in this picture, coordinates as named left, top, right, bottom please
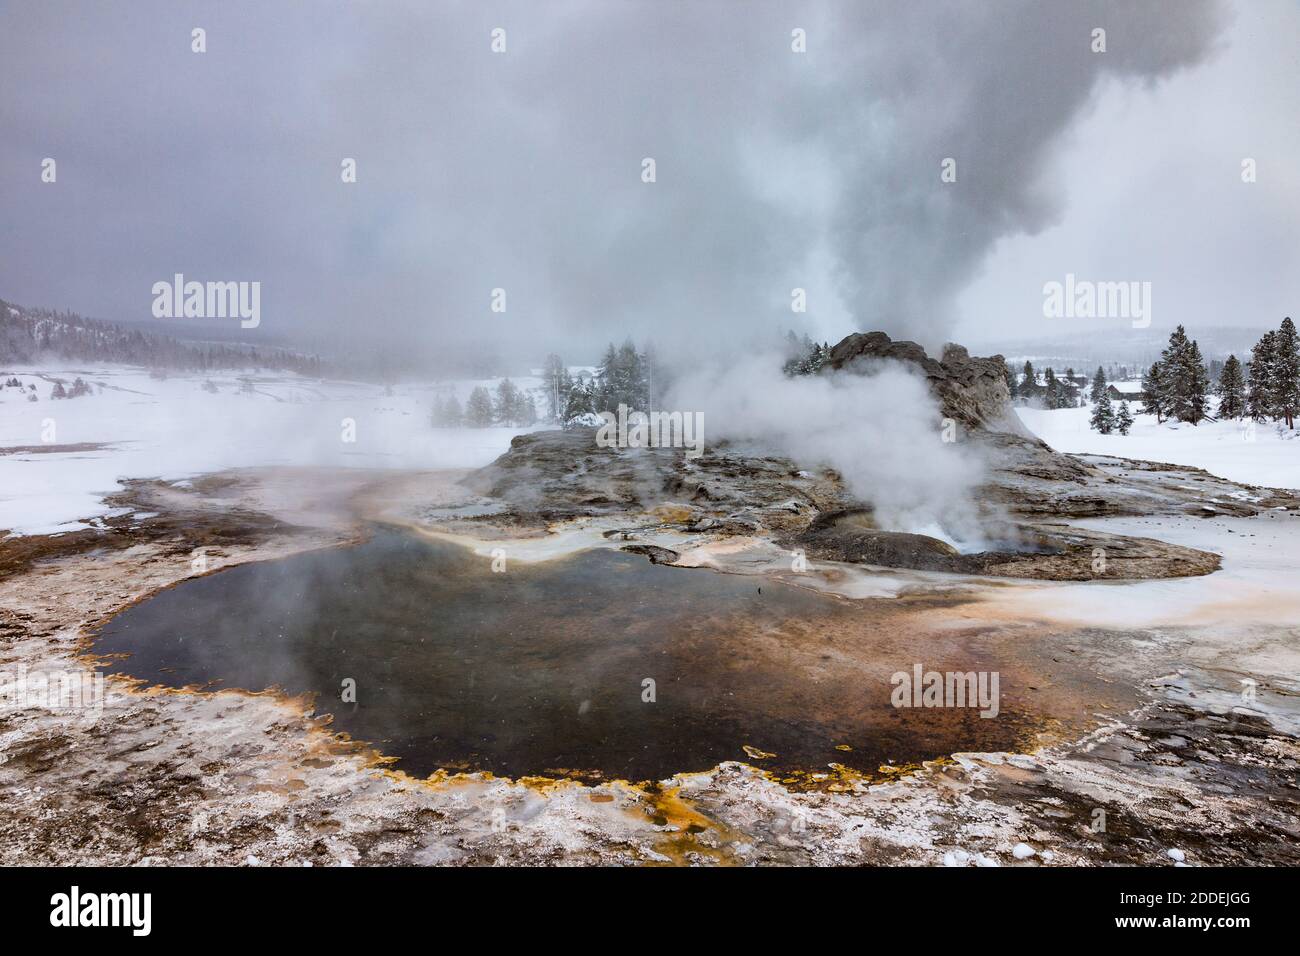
left=1018, top=396, right=1300, bottom=491
left=0, top=364, right=551, bottom=536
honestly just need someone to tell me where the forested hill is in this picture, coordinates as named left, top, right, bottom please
left=0, top=298, right=321, bottom=374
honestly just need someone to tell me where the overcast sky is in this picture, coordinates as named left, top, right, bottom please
left=1, top=0, right=1295, bottom=364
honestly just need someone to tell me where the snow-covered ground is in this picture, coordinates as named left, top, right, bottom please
left=1018, top=396, right=1300, bottom=491
left=0, top=364, right=551, bottom=536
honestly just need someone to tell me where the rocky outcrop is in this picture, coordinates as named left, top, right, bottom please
left=824, top=331, right=1032, bottom=438
left=458, top=330, right=1299, bottom=581
left=462, top=428, right=844, bottom=531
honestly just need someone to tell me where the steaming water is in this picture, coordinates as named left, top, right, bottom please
left=93, top=529, right=1035, bottom=782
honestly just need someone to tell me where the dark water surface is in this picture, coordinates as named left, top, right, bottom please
left=94, top=529, right=1032, bottom=782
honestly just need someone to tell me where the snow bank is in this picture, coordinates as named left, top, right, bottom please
left=1019, top=400, right=1299, bottom=490
left=0, top=364, right=548, bottom=536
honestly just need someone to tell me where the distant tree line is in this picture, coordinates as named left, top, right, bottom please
left=543, top=340, right=664, bottom=426
left=431, top=379, right=539, bottom=428
left=1134, top=319, right=1297, bottom=428
left=0, top=298, right=323, bottom=375
left=434, top=339, right=677, bottom=431
left=1075, top=319, right=1298, bottom=434
left=1006, top=361, right=1086, bottom=409
left=49, top=377, right=93, bottom=400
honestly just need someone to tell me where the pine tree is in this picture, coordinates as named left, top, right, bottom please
left=465, top=386, right=494, bottom=427
left=594, top=339, right=651, bottom=409
left=1185, top=340, right=1210, bottom=425
left=781, top=332, right=814, bottom=377
left=1247, top=330, right=1277, bottom=422
left=617, top=339, right=647, bottom=407
left=494, top=378, right=522, bottom=425
left=1115, top=400, right=1134, bottom=435
left=1003, top=362, right=1017, bottom=398
left=1272, top=317, right=1299, bottom=429
left=1158, top=325, right=1209, bottom=424
left=1140, top=362, right=1166, bottom=423
left=594, top=343, right=619, bottom=411
left=562, top=380, right=595, bottom=423
left=1216, top=354, right=1246, bottom=420
left=520, top=394, right=538, bottom=426
left=1089, top=393, right=1115, bottom=434
left=1089, top=367, right=1107, bottom=404
left=432, top=393, right=463, bottom=427
left=1161, top=326, right=1191, bottom=421
left=1021, top=360, right=1036, bottom=397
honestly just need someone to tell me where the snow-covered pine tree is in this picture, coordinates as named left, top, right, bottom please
left=1160, top=326, right=1192, bottom=422
left=1185, top=339, right=1210, bottom=424
left=494, top=378, right=522, bottom=425
left=1216, top=354, right=1246, bottom=420
left=432, top=393, right=463, bottom=427
left=1089, top=366, right=1107, bottom=404
left=1157, top=325, right=1209, bottom=424
left=1021, top=360, right=1036, bottom=397
left=1055, top=373, right=1073, bottom=409
left=594, top=339, right=649, bottom=409
left=1003, top=362, right=1017, bottom=398
left=616, top=339, right=646, bottom=407
left=1089, top=393, right=1115, bottom=434
left=1115, top=400, right=1134, bottom=435
left=1090, top=394, right=1115, bottom=433
left=465, top=386, right=494, bottom=427
left=1159, top=327, right=1190, bottom=421
left=1247, top=330, right=1277, bottom=422
left=1140, top=362, right=1166, bottom=423
left=780, top=331, right=804, bottom=377
left=562, top=380, right=595, bottom=423
left=520, top=394, right=538, bottom=426
left=811, top=341, right=830, bottom=374
left=594, top=343, right=619, bottom=411
left=1272, top=317, right=1299, bottom=429
left=781, top=333, right=824, bottom=378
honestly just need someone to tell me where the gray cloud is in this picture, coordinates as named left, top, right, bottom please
left=0, top=0, right=1251, bottom=368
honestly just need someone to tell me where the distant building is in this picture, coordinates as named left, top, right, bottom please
left=1106, top=382, right=1146, bottom=403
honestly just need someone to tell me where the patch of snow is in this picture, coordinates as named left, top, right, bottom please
left=1018, top=400, right=1300, bottom=490
left=0, top=363, right=550, bottom=536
